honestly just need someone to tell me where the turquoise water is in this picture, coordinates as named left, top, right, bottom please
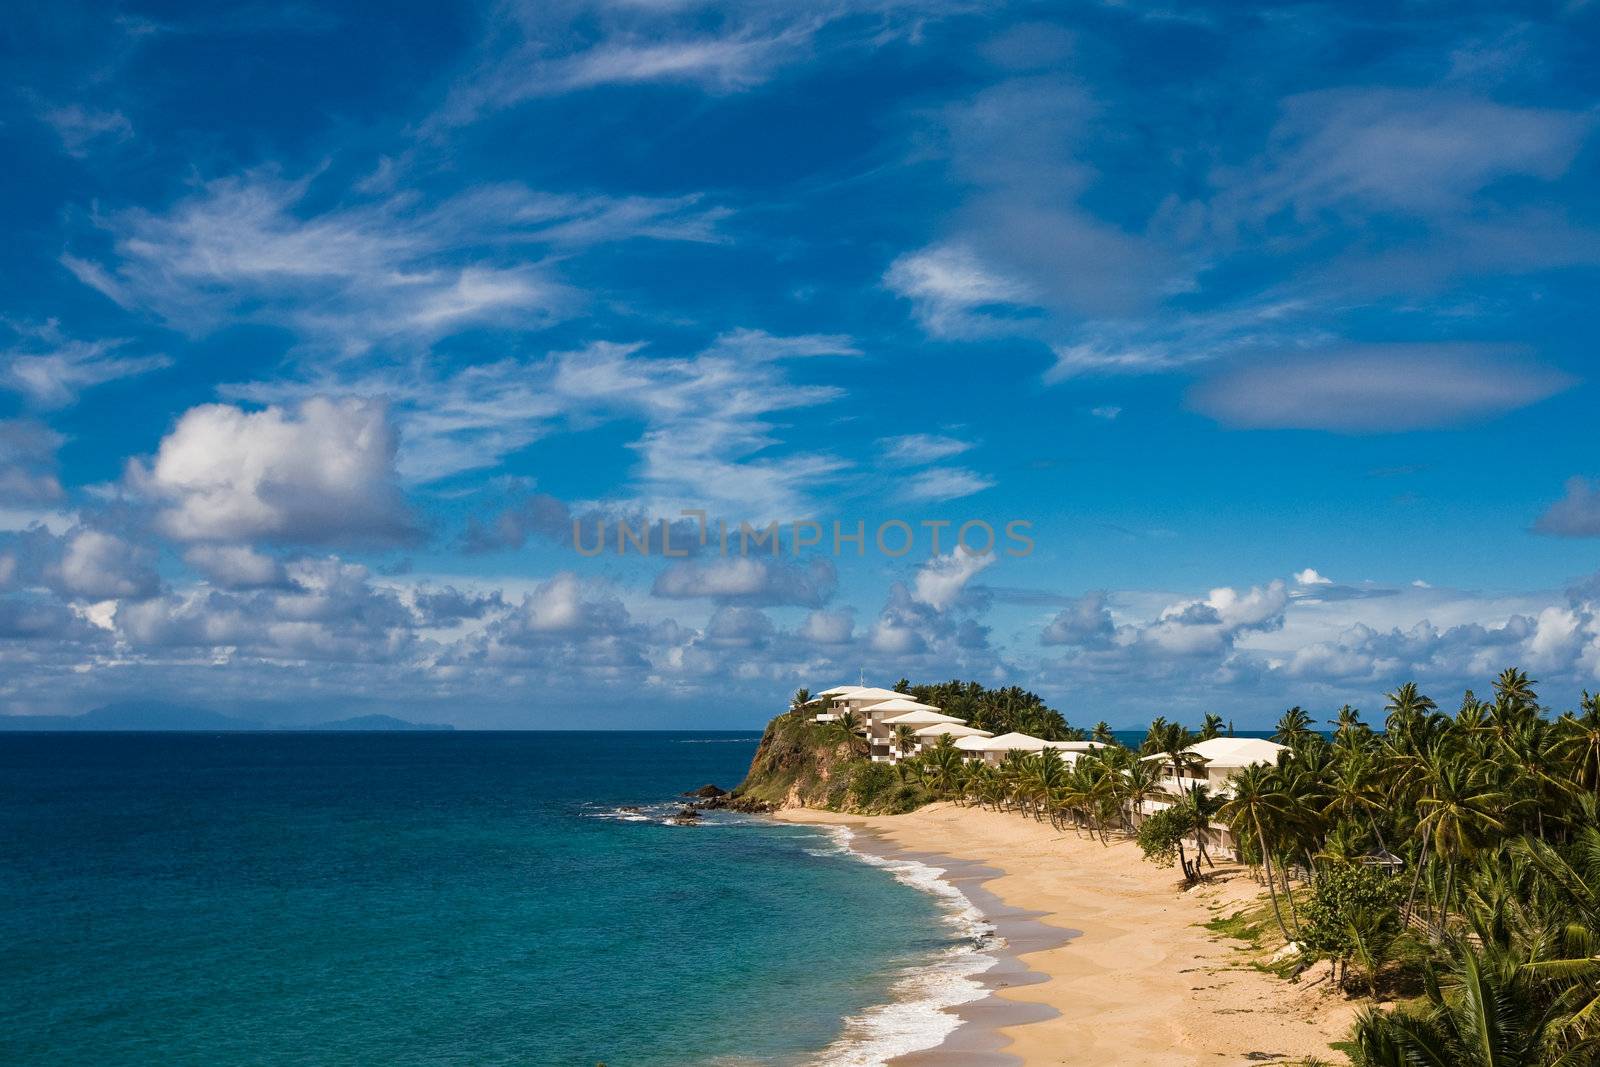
left=0, top=733, right=980, bottom=1067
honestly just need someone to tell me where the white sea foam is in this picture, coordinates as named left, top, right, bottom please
left=580, top=804, right=660, bottom=823
left=806, top=826, right=998, bottom=1066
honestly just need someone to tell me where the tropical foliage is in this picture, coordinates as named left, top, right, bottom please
left=841, top=670, right=1600, bottom=1063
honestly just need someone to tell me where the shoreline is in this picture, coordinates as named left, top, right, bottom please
left=772, top=803, right=1359, bottom=1066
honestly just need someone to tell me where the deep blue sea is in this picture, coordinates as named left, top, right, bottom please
left=0, top=732, right=986, bottom=1067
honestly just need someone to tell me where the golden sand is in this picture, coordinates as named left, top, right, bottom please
left=772, top=803, right=1358, bottom=1066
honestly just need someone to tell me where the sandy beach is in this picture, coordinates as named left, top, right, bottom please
left=773, top=803, right=1358, bottom=1066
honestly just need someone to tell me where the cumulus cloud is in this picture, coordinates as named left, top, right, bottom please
left=0, top=420, right=65, bottom=504
left=51, top=529, right=159, bottom=601
left=235, top=329, right=854, bottom=513
left=800, top=608, right=854, bottom=645
left=912, top=550, right=996, bottom=612
left=1295, top=568, right=1333, bottom=586
left=1041, top=592, right=1115, bottom=647
left=1139, top=580, right=1289, bottom=656
left=1187, top=345, right=1573, bottom=432
left=652, top=557, right=837, bottom=607
left=183, top=544, right=289, bottom=589
left=134, top=397, right=417, bottom=545
left=1534, top=477, right=1600, bottom=538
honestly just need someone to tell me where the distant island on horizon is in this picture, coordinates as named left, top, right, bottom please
left=0, top=703, right=455, bottom=732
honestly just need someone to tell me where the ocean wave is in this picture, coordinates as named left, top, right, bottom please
left=579, top=803, right=664, bottom=823
left=806, top=827, right=997, bottom=1066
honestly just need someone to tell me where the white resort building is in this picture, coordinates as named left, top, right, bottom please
left=1135, top=736, right=1290, bottom=858
left=806, top=682, right=1279, bottom=862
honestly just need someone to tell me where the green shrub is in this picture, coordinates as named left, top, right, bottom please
left=1135, top=807, right=1190, bottom=867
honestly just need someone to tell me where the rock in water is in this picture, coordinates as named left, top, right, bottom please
left=682, top=783, right=728, bottom=798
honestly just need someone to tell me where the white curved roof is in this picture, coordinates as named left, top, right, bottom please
left=1141, top=736, right=1288, bottom=769
left=817, top=684, right=862, bottom=698
left=867, top=698, right=943, bottom=715
left=974, top=732, right=1051, bottom=752
left=912, top=724, right=992, bottom=739
left=1188, top=737, right=1288, bottom=768
left=843, top=687, right=915, bottom=704
left=883, top=710, right=966, bottom=726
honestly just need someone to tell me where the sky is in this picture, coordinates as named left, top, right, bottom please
left=2, top=0, right=1599, bottom=729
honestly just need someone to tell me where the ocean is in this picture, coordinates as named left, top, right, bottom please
left=0, top=732, right=991, bottom=1067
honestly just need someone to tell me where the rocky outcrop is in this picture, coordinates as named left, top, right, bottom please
left=722, top=711, right=930, bottom=815
left=682, top=783, right=728, bottom=798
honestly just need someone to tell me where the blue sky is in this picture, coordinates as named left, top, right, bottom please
left=3, top=0, right=1600, bottom=728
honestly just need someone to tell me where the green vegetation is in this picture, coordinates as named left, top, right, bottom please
left=1128, top=670, right=1600, bottom=1064
left=902, top=680, right=1082, bottom=739
left=730, top=709, right=931, bottom=814
left=746, top=669, right=1600, bottom=1062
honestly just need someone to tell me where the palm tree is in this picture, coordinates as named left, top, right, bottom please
left=923, top=737, right=964, bottom=798
left=1554, top=692, right=1600, bottom=801
left=1199, top=712, right=1226, bottom=741
left=790, top=687, right=813, bottom=714
left=1092, top=720, right=1116, bottom=745
left=1412, top=753, right=1510, bottom=932
left=892, top=723, right=918, bottom=759
left=1352, top=940, right=1586, bottom=1066
left=1273, top=706, right=1315, bottom=747
left=1218, top=764, right=1299, bottom=941
left=1330, top=704, right=1364, bottom=740
left=1385, top=682, right=1438, bottom=750
left=831, top=711, right=867, bottom=756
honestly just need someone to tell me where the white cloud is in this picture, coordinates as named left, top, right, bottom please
left=0, top=420, right=65, bottom=504
left=1041, top=592, right=1114, bottom=647
left=2, top=327, right=169, bottom=409
left=52, top=529, right=159, bottom=600
left=1295, top=568, right=1333, bottom=586
left=900, top=467, right=995, bottom=503
left=912, top=549, right=995, bottom=611
left=1534, top=477, right=1600, bottom=538
left=879, top=433, right=974, bottom=465
left=652, top=557, right=837, bottom=607
left=1240, top=88, right=1593, bottom=218
left=63, top=171, right=724, bottom=354
left=134, top=397, right=416, bottom=545
left=36, top=103, right=133, bottom=157
left=1187, top=345, right=1573, bottom=432
left=800, top=609, right=854, bottom=645
left=884, top=244, right=1035, bottom=337
left=183, top=545, right=288, bottom=589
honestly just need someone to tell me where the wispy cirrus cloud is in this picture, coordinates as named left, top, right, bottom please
left=1, top=322, right=169, bottom=408
left=878, top=433, right=974, bottom=465
left=225, top=329, right=856, bottom=518
left=62, top=169, right=727, bottom=356
left=431, top=0, right=967, bottom=128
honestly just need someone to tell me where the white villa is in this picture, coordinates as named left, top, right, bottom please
left=805, top=682, right=1283, bottom=862
left=1135, top=736, right=1290, bottom=858
left=808, top=684, right=1110, bottom=766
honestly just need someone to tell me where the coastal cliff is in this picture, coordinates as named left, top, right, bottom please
left=724, top=712, right=931, bottom=814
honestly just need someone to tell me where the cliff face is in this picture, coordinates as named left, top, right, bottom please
left=728, top=712, right=931, bottom=814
